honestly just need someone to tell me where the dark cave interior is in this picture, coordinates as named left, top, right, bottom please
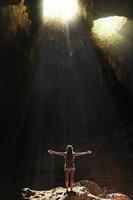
left=0, top=0, right=133, bottom=199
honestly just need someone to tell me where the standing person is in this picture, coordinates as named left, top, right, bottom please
left=48, top=145, right=92, bottom=191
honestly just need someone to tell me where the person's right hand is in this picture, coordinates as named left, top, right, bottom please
left=87, top=150, right=92, bottom=154
left=48, top=149, right=53, bottom=155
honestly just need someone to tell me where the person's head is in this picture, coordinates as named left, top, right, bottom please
left=66, top=145, right=73, bottom=154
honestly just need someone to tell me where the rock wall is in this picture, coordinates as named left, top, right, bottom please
left=92, top=0, right=133, bottom=20
left=0, top=0, right=36, bottom=157
left=0, top=0, right=31, bottom=40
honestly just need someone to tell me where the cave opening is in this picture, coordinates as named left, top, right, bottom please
left=42, top=0, right=79, bottom=22
left=0, top=0, right=133, bottom=199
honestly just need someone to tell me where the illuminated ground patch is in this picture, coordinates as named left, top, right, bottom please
left=43, top=0, right=79, bottom=22
left=92, top=16, right=127, bottom=44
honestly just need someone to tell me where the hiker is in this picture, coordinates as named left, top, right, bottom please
left=48, top=145, right=92, bottom=191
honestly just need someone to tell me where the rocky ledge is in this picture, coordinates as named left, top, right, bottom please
left=21, top=180, right=131, bottom=200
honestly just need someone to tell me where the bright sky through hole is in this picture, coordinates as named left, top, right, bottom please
left=43, top=0, right=79, bottom=22
left=92, top=16, right=127, bottom=43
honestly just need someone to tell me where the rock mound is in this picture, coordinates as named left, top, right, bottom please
left=21, top=180, right=130, bottom=200
left=74, top=180, right=103, bottom=196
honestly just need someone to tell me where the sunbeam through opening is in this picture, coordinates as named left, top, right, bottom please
left=42, top=0, right=79, bottom=22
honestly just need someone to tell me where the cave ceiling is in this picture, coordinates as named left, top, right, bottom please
left=1, top=0, right=133, bottom=20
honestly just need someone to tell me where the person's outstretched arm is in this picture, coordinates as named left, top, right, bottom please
left=48, top=149, right=66, bottom=156
left=74, top=150, right=92, bottom=157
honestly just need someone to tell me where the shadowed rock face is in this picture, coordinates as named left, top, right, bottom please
left=0, top=0, right=21, bottom=6
left=92, top=0, right=133, bottom=20
left=0, top=0, right=31, bottom=40
left=21, top=180, right=130, bottom=200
